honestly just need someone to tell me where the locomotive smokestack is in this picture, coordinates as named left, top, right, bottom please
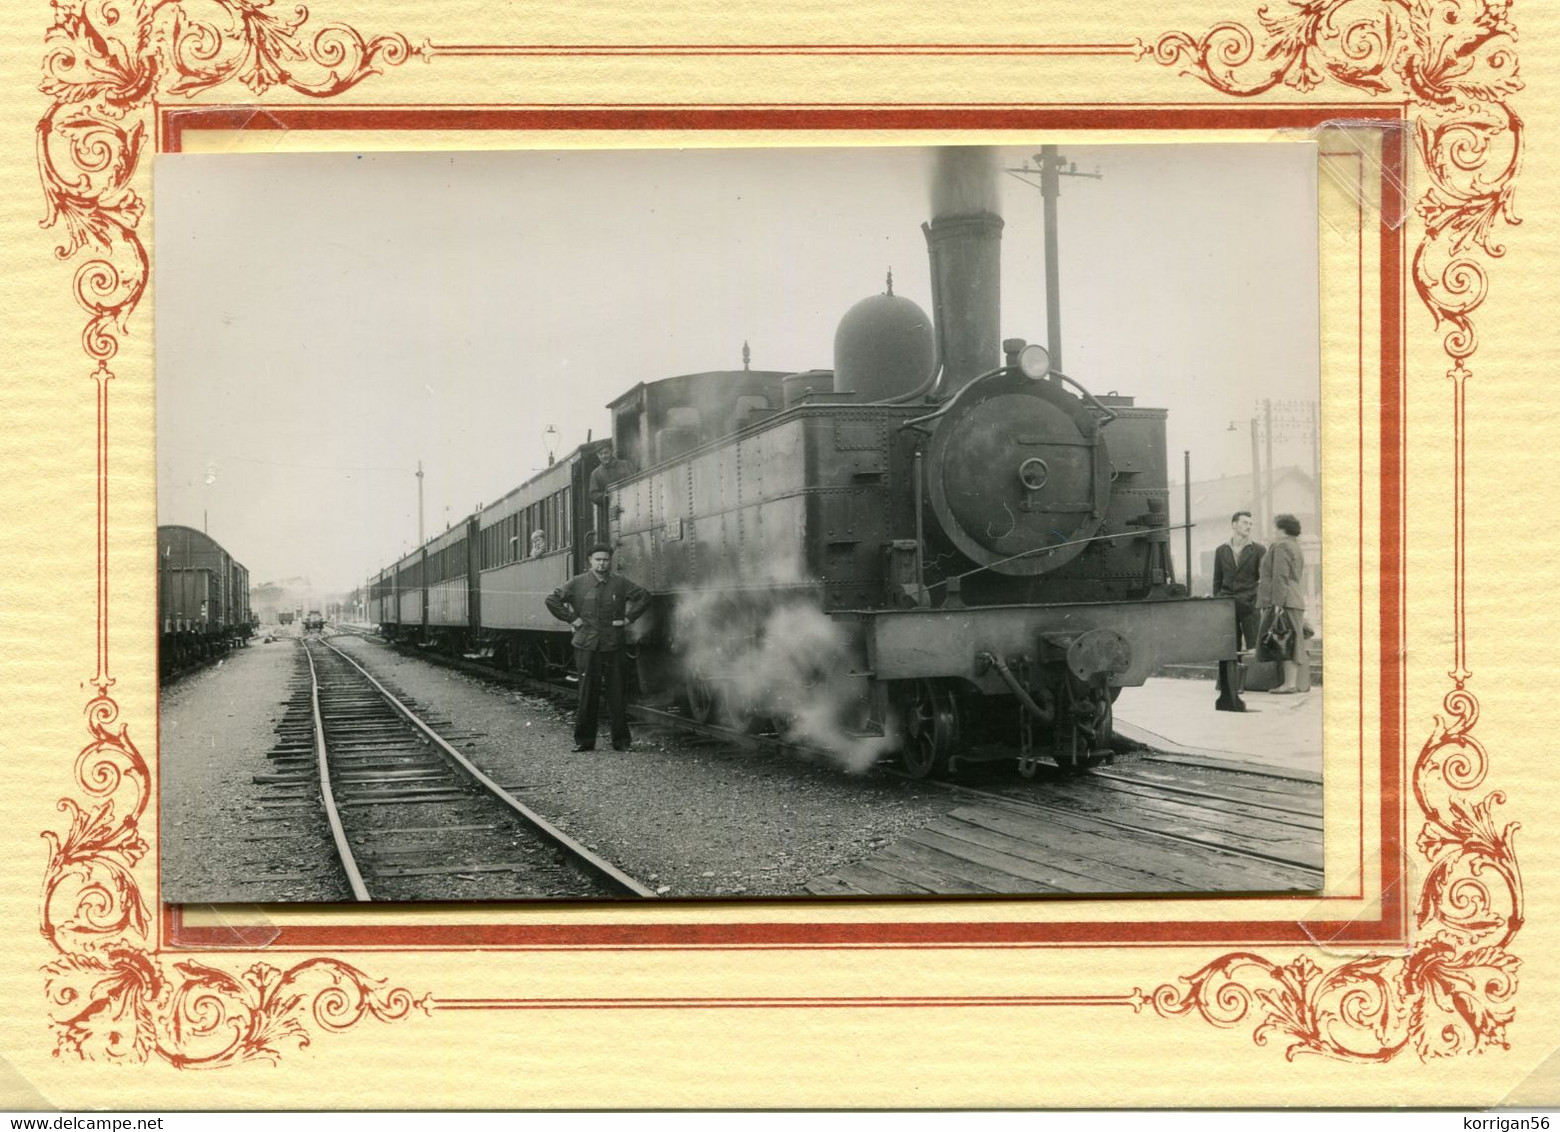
left=924, top=148, right=1002, bottom=396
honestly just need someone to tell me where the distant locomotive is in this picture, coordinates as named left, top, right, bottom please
left=369, top=199, right=1235, bottom=776
left=158, top=524, right=253, bottom=675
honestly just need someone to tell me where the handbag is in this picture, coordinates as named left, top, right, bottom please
left=1259, top=609, right=1293, bottom=662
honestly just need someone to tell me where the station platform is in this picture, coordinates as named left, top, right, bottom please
left=1111, top=675, right=1322, bottom=783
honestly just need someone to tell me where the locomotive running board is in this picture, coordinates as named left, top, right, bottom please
left=860, top=597, right=1237, bottom=693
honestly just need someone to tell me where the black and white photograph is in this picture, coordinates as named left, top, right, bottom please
left=156, top=143, right=1323, bottom=904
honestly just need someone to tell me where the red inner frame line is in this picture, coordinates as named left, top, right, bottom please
left=156, top=103, right=1406, bottom=951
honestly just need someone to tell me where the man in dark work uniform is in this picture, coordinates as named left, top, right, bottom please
left=545, top=544, right=650, bottom=751
left=1212, top=509, right=1265, bottom=711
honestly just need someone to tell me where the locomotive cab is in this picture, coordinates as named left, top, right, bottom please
left=606, top=369, right=789, bottom=474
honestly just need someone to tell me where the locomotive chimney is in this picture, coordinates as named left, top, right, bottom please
left=924, top=148, right=1003, bottom=397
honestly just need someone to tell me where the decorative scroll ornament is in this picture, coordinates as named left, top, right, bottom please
left=1144, top=0, right=1522, bottom=367
left=40, top=0, right=417, bottom=363
left=37, top=0, right=1525, bottom=1073
left=1146, top=1, right=1522, bottom=1061
left=39, top=1, right=426, bottom=1065
left=1153, top=687, right=1521, bottom=1060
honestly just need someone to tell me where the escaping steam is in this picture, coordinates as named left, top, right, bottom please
left=672, top=576, right=900, bottom=774
left=930, top=146, right=1000, bottom=218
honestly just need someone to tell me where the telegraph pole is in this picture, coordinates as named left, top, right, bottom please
left=1263, top=398, right=1275, bottom=534
left=1249, top=418, right=1263, bottom=531
left=416, top=459, right=425, bottom=546
left=1007, top=146, right=1102, bottom=376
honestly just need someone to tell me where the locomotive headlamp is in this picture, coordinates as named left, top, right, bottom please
left=1018, top=343, right=1052, bottom=380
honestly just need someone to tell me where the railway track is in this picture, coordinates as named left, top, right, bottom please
left=256, top=637, right=654, bottom=901
left=326, top=631, right=1323, bottom=899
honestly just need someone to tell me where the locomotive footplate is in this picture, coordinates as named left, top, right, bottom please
left=860, top=597, right=1237, bottom=694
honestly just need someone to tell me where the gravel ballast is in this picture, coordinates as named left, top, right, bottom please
left=160, top=631, right=348, bottom=903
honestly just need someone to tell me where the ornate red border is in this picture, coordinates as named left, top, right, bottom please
left=36, top=0, right=1520, bottom=1067
left=155, top=100, right=1408, bottom=960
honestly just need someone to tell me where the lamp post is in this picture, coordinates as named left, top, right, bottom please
left=415, top=459, right=424, bottom=546
left=543, top=425, right=559, bottom=467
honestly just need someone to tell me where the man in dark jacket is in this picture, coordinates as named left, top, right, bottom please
left=1212, top=510, right=1265, bottom=651
left=545, top=544, right=651, bottom=751
left=1212, top=510, right=1265, bottom=712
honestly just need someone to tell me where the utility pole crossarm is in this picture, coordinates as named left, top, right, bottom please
left=1004, top=145, right=1103, bottom=377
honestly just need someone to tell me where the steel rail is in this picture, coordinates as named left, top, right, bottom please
left=320, top=639, right=656, bottom=898
left=303, top=641, right=372, bottom=901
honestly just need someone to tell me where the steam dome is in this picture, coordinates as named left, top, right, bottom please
left=832, top=285, right=935, bottom=404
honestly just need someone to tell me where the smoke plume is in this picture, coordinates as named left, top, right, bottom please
left=930, top=146, right=999, bottom=218
left=672, top=578, right=899, bottom=774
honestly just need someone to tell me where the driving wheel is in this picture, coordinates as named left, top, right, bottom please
left=900, top=679, right=959, bottom=779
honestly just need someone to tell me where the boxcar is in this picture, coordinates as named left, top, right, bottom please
left=157, top=524, right=252, bottom=675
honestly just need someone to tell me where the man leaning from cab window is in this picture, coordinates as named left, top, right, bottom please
left=589, top=442, right=636, bottom=537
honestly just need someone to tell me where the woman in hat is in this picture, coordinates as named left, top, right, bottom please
left=1256, top=513, right=1309, bottom=694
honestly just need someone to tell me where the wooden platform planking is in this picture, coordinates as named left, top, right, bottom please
left=806, top=801, right=1322, bottom=897
left=893, top=828, right=1109, bottom=894
left=803, top=873, right=877, bottom=896
left=910, top=811, right=1194, bottom=893
left=821, top=863, right=941, bottom=896
left=856, top=845, right=1012, bottom=894
left=958, top=804, right=1317, bottom=890
left=1105, top=763, right=1325, bottom=814
left=1086, top=772, right=1324, bottom=828
left=1022, top=785, right=1324, bottom=870
left=1140, top=751, right=1321, bottom=786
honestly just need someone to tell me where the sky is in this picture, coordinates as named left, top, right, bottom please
left=155, top=143, right=1320, bottom=594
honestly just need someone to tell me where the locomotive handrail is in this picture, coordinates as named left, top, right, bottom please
left=897, top=363, right=1118, bottom=433
left=1050, top=369, right=1120, bottom=427
left=898, top=363, right=1010, bottom=433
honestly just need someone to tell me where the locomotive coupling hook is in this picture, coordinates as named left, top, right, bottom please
left=979, top=652, right=1056, bottom=724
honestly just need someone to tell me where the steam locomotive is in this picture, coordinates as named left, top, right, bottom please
left=369, top=203, right=1236, bottom=777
